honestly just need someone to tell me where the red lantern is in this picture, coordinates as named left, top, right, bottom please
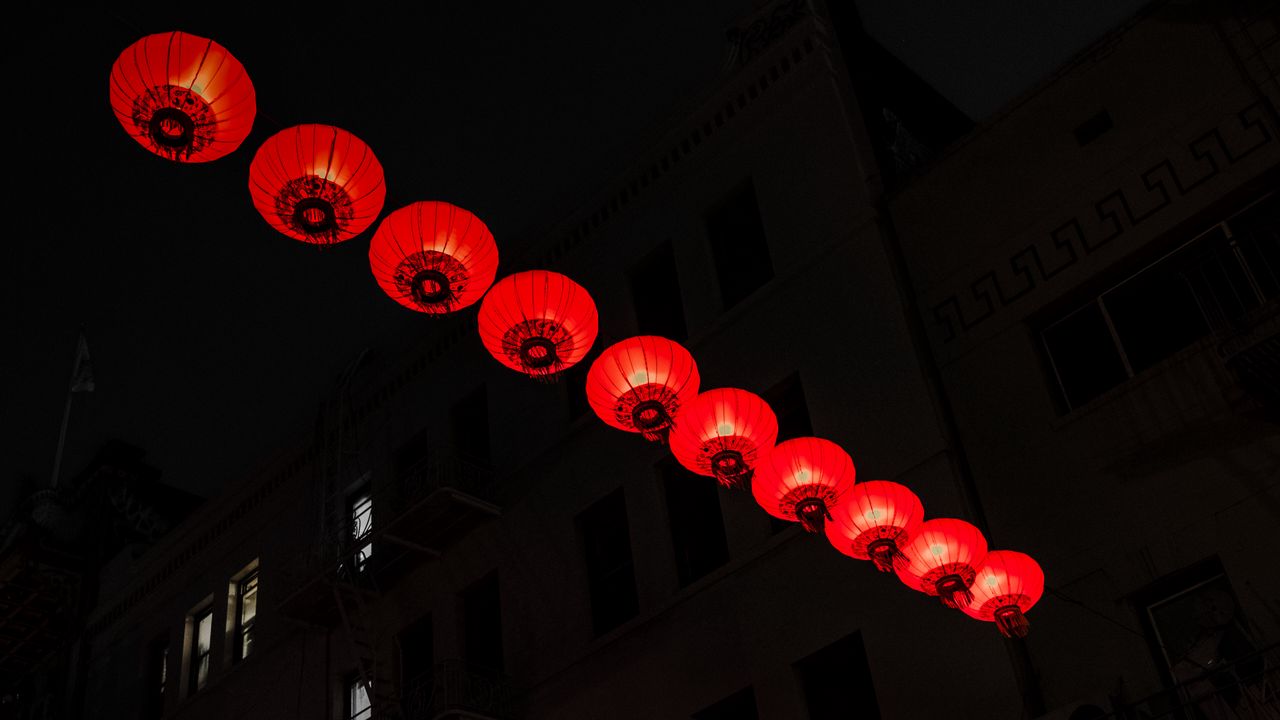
left=585, top=336, right=700, bottom=442
left=825, top=480, right=924, bottom=572
left=895, top=518, right=988, bottom=609
left=478, top=270, right=598, bottom=379
left=248, top=124, right=386, bottom=245
left=109, top=31, right=255, bottom=162
left=669, top=388, right=777, bottom=489
left=963, top=551, right=1044, bottom=638
left=369, top=201, right=499, bottom=314
left=751, top=437, right=856, bottom=533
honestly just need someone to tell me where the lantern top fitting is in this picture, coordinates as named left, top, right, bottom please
left=369, top=201, right=499, bottom=314
left=109, top=30, right=256, bottom=162
left=248, top=124, right=386, bottom=245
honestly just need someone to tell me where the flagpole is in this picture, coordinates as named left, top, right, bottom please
left=49, top=389, right=75, bottom=489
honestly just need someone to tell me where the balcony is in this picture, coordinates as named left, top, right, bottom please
left=1101, top=642, right=1280, bottom=719
left=402, top=661, right=516, bottom=720
left=0, top=511, right=81, bottom=695
left=277, top=452, right=500, bottom=626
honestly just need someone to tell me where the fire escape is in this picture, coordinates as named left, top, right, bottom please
left=276, top=351, right=510, bottom=720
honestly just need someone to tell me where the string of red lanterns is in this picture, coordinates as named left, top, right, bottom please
left=107, top=30, right=1045, bottom=638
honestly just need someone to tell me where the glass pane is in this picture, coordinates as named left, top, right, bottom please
left=350, top=680, right=372, bottom=720
left=240, top=574, right=258, bottom=625
left=1041, top=303, right=1129, bottom=409
left=1105, top=255, right=1210, bottom=372
left=1230, top=193, right=1280, bottom=302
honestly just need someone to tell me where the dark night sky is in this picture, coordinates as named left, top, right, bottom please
left=1, top=2, right=1147, bottom=518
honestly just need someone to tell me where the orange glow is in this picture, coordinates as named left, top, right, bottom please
left=825, top=480, right=924, bottom=571
left=248, top=124, right=386, bottom=245
left=963, top=550, right=1044, bottom=638
left=585, top=336, right=699, bottom=442
left=751, top=437, right=855, bottom=532
left=895, top=518, right=988, bottom=608
left=478, top=270, right=598, bottom=379
left=109, top=31, right=255, bottom=162
left=369, top=201, right=499, bottom=314
left=669, top=388, right=777, bottom=488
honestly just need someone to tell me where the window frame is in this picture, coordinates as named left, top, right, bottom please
left=187, top=605, right=214, bottom=696
left=231, top=566, right=259, bottom=663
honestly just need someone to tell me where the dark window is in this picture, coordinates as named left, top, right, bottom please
left=762, top=372, right=812, bottom=440
left=563, top=359, right=592, bottom=421
left=693, top=686, right=759, bottom=720
left=795, top=632, right=880, bottom=720
left=394, top=425, right=431, bottom=480
left=577, top=488, right=639, bottom=634
left=233, top=569, right=258, bottom=662
left=707, top=180, right=774, bottom=310
left=659, top=458, right=729, bottom=586
left=630, top=240, right=688, bottom=340
left=462, top=572, right=503, bottom=674
left=1041, top=193, right=1280, bottom=410
left=1135, top=557, right=1259, bottom=694
left=398, top=614, right=434, bottom=694
left=145, top=635, right=167, bottom=719
left=188, top=607, right=213, bottom=695
left=348, top=481, right=374, bottom=573
left=347, top=675, right=372, bottom=720
left=451, top=384, right=491, bottom=466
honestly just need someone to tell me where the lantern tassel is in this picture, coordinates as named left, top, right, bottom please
left=994, top=606, right=1030, bottom=638
left=794, top=498, right=831, bottom=533
left=935, top=574, right=974, bottom=609
left=866, top=539, right=904, bottom=573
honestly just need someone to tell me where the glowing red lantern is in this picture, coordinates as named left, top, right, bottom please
left=963, top=551, right=1044, bottom=638
left=478, top=270, right=598, bottom=379
left=895, top=518, right=988, bottom=609
left=669, top=388, right=777, bottom=489
left=369, top=201, right=498, bottom=314
left=585, top=336, right=700, bottom=442
left=825, top=480, right=924, bottom=572
left=248, top=124, right=386, bottom=245
left=109, top=31, right=255, bottom=162
left=751, top=437, right=856, bottom=533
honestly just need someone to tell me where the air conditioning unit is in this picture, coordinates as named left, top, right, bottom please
left=1033, top=695, right=1113, bottom=720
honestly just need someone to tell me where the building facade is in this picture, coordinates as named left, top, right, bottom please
left=31, top=1, right=1280, bottom=719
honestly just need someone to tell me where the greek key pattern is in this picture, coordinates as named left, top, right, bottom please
left=930, top=97, right=1280, bottom=345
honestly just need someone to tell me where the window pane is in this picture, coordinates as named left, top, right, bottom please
left=350, top=488, right=373, bottom=571
left=660, top=459, right=729, bottom=587
left=707, top=180, right=774, bottom=310
left=1041, top=303, right=1129, bottom=409
left=693, top=686, right=759, bottom=720
left=1229, top=193, right=1280, bottom=301
left=577, top=489, right=639, bottom=634
left=239, top=573, right=258, bottom=659
left=463, top=572, right=503, bottom=674
left=451, top=384, right=491, bottom=466
left=795, top=632, right=880, bottom=720
left=349, top=679, right=372, bottom=720
left=195, top=611, right=212, bottom=690
left=1104, top=254, right=1210, bottom=372
left=629, top=241, right=688, bottom=341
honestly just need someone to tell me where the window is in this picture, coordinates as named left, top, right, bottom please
left=349, top=482, right=374, bottom=573
left=188, top=607, right=213, bottom=695
left=347, top=676, right=372, bottom=720
left=145, top=634, right=167, bottom=719
left=1041, top=192, right=1280, bottom=410
left=1135, top=557, right=1260, bottom=696
left=398, top=614, right=434, bottom=695
left=763, top=372, right=812, bottom=534
left=462, top=572, right=503, bottom=674
left=794, top=631, right=880, bottom=720
left=659, top=458, right=729, bottom=586
left=629, top=240, right=688, bottom=340
left=693, top=686, right=759, bottom=719
left=577, top=488, right=639, bottom=635
left=394, top=425, right=431, bottom=480
left=706, top=180, right=774, bottom=310
left=233, top=569, right=258, bottom=662
left=451, top=384, right=491, bottom=466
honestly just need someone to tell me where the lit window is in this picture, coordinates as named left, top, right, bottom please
left=348, top=677, right=372, bottom=720
left=234, top=570, right=258, bottom=662
left=189, top=608, right=213, bottom=694
left=350, top=487, right=373, bottom=572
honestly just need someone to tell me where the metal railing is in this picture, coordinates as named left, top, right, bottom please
left=402, top=661, right=516, bottom=720
left=1104, top=642, right=1280, bottom=719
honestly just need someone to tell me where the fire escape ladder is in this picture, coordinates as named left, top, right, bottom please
left=334, top=566, right=402, bottom=719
